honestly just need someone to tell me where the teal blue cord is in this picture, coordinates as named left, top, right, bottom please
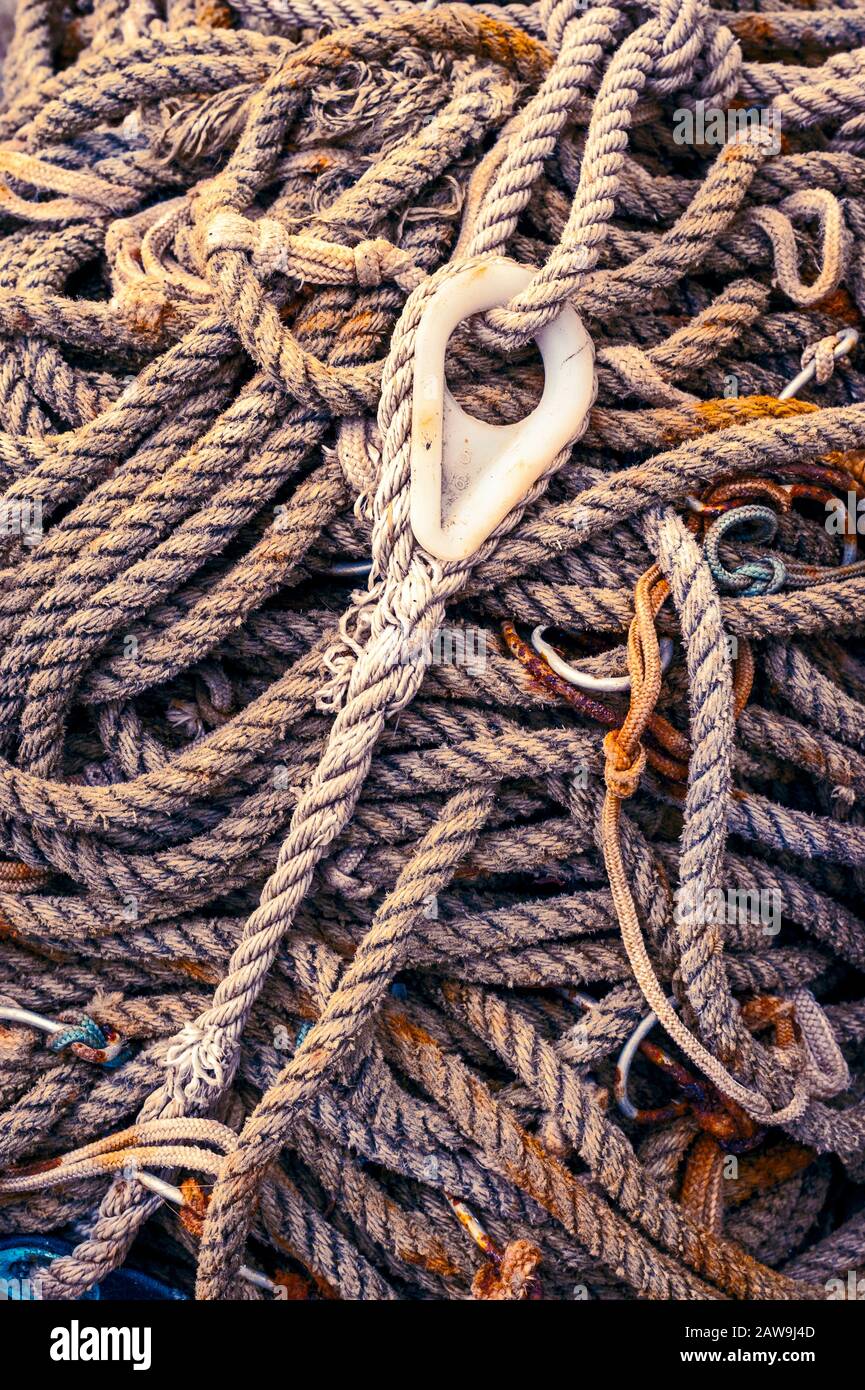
left=703, top=504, right=787, bottom=597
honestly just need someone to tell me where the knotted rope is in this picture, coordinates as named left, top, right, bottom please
left=0, top=0, right=864, bottom=1304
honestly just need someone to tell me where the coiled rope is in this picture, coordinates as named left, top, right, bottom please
left=0, top=0, right=864, bottom=1302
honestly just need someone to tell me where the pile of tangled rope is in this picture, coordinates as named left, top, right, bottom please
left=1, top=0, right=865, bottom=1303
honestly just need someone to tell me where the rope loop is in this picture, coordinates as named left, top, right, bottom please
left=0, top=0, right=864, bottom=1308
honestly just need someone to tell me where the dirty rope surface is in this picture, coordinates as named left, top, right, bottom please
left=0, top=0, right=864, bottom=1302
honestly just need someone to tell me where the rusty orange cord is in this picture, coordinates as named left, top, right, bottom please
left=724, top=1142, right=815, bottom=1207
left=629, top=1001, right=814, bottom=1233
left=740, top=994, right=799, bottom=1049
left=502, top=598, right=690, bottom=785
left=602, top=565, right=670, bottom=795
left=0, top=861, right=52, bottom=888
left=699, top=476, right=794, bottom=520
left=680, top=1133, right=726, bottom=1234
left=504, top=581, right=753, bottom=797
left=620, top=1032, right=765, bottom=1151
left=446, top=1192, right=544, bottom=1300
left=178, top=1175, right=210, bottom=1238
left=598, top=567, right=810, bottom=1125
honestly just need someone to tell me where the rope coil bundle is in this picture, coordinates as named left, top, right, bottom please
left=0, top=0, right=864, bottom=1302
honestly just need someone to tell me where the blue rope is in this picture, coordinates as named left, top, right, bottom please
left=703, top=504, right=787, bottom=597
left=47, top=1014, right=108, bottom=1054
left=47, top=1015, right=128, bottom=1067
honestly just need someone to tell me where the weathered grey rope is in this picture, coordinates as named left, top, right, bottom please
left=0, top=0, right=864, bottom=1305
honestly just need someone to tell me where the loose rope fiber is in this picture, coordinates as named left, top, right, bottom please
left=0, top=0, right=864, bottom=1303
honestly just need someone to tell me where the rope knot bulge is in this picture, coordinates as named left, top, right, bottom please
left=204, top=211, right=423, bottom=292
left=471, top=1239, right=543, bottom=1301
left=603, top=730, right=647, bottom=800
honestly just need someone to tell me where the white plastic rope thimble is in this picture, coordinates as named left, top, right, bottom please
left=410, top=257, right=596, bottom=562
